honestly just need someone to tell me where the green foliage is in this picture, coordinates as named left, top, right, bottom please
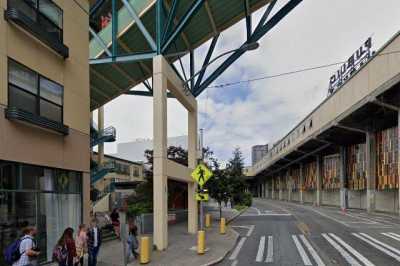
left=234, top=205, right=248, bottom=212
left=241, top=192, right=253, bottom=206
left=225, top=147, right=249, bottom=206
left=126, top=201, right=152, bottom=218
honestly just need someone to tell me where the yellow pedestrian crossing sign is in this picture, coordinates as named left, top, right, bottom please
left=196, top=193, right=209, bottom=201
left=191, top=163, right=213, bottom=187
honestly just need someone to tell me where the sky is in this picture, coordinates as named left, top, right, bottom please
left=99, top=0, right=400, bottom=166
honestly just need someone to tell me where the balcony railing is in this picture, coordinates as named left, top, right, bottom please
left=5, top=0, right=69, bottom=58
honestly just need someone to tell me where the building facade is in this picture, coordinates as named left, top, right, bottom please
left=0, top=0, right=90, bottom=264
left=252, top=144, right=269, bottom=165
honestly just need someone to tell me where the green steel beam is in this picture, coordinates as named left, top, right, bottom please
left=162, top=0, right=206, bottom=53
left=194, top=0, right=302, bottom=97
left=125, top=90, right=175, bottom=98
left=194, top=33, right=219, bottom=90
left=244, top=0, right=252, bottom=40
left=162, top=0, right=179, bottom=45
left=112, top=0, right=118, bottom=57
left=121, top=0, right=157, bottom=51
left=190, top=50, right=195, bottom=90
left=156, top=0, right=163, bottom=54
left=254, top=0, right=277, bottom=33
left=89, top=26, right=112, bottom=57
left=89, top=52, right=157, bottom=65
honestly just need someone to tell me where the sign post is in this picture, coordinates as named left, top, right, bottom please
left=191, top=163, right=213, bottom=230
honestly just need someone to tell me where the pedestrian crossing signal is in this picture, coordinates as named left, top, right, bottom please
left=191, top=163, right=213, bottom=187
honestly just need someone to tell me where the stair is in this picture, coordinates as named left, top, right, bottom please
left=101, top=226, right=118, bottom=242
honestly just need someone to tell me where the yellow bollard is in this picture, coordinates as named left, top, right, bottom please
left=205, top=214, right=211, bottom=228
left=197, top=230, right=206, bottom=255
left=140, top=236, right=150, bottom=264
left=220, top=218, right=226, bottom=234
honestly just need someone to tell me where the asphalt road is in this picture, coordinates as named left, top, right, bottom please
left=218, top=198, right=400, bottom=266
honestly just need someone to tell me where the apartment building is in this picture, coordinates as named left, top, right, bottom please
left=0, top=0, right=90, bottom=264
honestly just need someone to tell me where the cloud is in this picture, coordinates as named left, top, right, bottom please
left=103, top=0, right=400, bottom=165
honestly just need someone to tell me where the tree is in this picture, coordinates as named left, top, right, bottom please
left=226, top=147, right=248, bottom=206
left=205, top=156, right=230, bottom=219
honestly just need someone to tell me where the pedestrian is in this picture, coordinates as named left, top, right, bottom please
left=55, top=228, right=77, bottom=266
left=75, top=224, right=87, bottom=266
left=127, top=224, right=139, bottom=262
left=10, top=226, right=40, bottom=266
left=110, top=209, right=120, bottom=238
left=87, top=219, right=102, bottom=266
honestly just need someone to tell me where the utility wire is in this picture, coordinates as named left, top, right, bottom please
left=207, top=49, right=400, bottom=89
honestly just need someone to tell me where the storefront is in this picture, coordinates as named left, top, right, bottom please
left=0, top=160, right=82, bottom=264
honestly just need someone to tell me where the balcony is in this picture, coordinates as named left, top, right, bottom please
left=4, top=0, right=69, bottom=58
left=5, top=107, right=69, bottom=135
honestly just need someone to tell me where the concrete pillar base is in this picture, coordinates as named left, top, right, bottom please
left=340, top=188, right=348, bottom=211
left=366, top=188, right=376, bottom=213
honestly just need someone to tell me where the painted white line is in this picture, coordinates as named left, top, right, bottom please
left=247, top=225, right=255, bottom=237
left=341, top=212, right=378, bottom=224
left=382, top=232, right=400, bottom=242
left=321, top=233, right=361, bottom=266
left=307, top=208, right=351, bottom=227
left=358, top=233, right=400, bottom=256
left=255, top=236, right=266, bottom=262
left=241, top=213, right=292, bottom=217
left=229, top=237, right=247, bottom=260
left=292, top=235, right=312, bottom=266
left=389, top=232, right=400, bottom=239
left=250, top=207, right=262, bottom=215
left=329, top=233, right=374, bottom=266
left=352, top=233, right=400, bottom=262
left=231, top=260, right=238, bottom=266
left=265, top=236, right=273, bottom=263
left=299, top=235, right=325, bottom=266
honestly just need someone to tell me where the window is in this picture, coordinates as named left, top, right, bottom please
left=8, top=59, right=63, bottom=123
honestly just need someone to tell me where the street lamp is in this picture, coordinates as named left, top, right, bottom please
left=182, top=42, right=260, bottom=89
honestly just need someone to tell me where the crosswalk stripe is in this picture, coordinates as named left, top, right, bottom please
left=329, top=233, right=374, bottom=266
left=359, top=233, right=400, bottom=256
left=321, top=233, right=361, bottom=266
left=352, top=233, right=400, bottom=262
left=229, top=237, right=247, bottom=260
left=292, top=235, right=312, bottom=266
left=299, top=235, right=326, bottom=266
left=255, top=236, right=266, bottom=262
left=266, top=236, right=273, bottom=263
left=388, top=232, right=400, bottom=240
left=382, top=232, right=400, bottom=242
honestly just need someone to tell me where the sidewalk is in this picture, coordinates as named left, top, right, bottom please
left=96, top=220, right=238, bottom=266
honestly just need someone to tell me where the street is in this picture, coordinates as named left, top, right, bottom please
left=219, top=199, right=400, bottom=266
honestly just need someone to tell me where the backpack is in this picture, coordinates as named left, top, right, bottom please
left=3, top=237, right=28, bottom=265
left=52, top=244, right=68, bottom=263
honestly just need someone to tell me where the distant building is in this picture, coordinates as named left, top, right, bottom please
left=252, top=144, right=269, bottom=165
left=114, top=135, right=188, bottom=162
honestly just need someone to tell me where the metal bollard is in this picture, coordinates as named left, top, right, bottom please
left=205, top=214, right=211, bottom=228
left=197, top=230, right=205, bottom=255
left=220, top=218, right=226, bottom=234
left=140, top=236, right=150, bottom=264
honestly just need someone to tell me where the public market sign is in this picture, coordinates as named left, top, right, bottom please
left=328, top=37, right=373, bottom=95
left=191, top=163, right=213, bottom=187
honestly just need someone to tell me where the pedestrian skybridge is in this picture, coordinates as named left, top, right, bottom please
left=89, top=0, right=302, bottom=110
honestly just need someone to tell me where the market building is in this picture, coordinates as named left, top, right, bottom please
left=0, top=0, right=90, bottom=264
left=247, top=32, right=400, bottom=214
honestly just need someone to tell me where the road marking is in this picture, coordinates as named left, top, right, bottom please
left=292, top=235, right=312, bottom=266
left=247, top=225, right=255, bottom=237
left=229, top=237, right=247, bottom=260
left=266, top=236, right=273, bottom=263
left=299, top=234, right=325, bottom=266
left=250, top=207, right=262, bottom=215
left=387, top=232, right=400, bottom=241
left=329, top=233, right=374, bottom=266
left=352, top=233, right=400, bottom=262
left=382, top=232, right=400, bottom=242
left=357, top=233, right=400, bottom=256
left=240, top=213, right=292, bottom=217
left=321, top=233, right=361, bottom=266
left=306, top=208, right=351, bottom=227
left=255, top=236, right=266, bottom=262
left=231, top=260, right=238, bottom=266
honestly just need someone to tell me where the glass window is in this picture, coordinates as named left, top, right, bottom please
left=21, top=164, right=43, bottom=190
left=40, top=99, right=62, bottom=122
left=38, top=0, right=62, bottom=28
left=8, top=60, right=37, bottom=94
left=0, top=162, right=18, bottom=190
left=9, top=85, right=37, bottom=114
left=40, top=77, right=62, bottom=105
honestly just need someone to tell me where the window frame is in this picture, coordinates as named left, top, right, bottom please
left=7, top=58, right=64, bottom=124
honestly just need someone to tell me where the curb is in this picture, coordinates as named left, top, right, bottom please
left=201, top=228, right=240, bottom=266
left=227, top=206, right=249, bottom=224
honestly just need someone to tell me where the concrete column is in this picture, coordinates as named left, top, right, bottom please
left=366, top=131, right=377, bottom=213
left=316, top=155, right=322, bottom=207
left=279, top=176, right=283, bottom=200
left=153, top=61, right=168, bottom=250
left=271, top=179, right=275, bottom=200
left=97, top=106, right=104, bottom=166
left=398, top=112, right=400, bottom=215
left=300, top=164, right=304, bottom=204
left=266, top=181, right=269, bottom=198
left=187, top=106, right=198, bottom=234
left=287, top=170, right=292, bottom=202
left=340, top=147, right=348, bottom=211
